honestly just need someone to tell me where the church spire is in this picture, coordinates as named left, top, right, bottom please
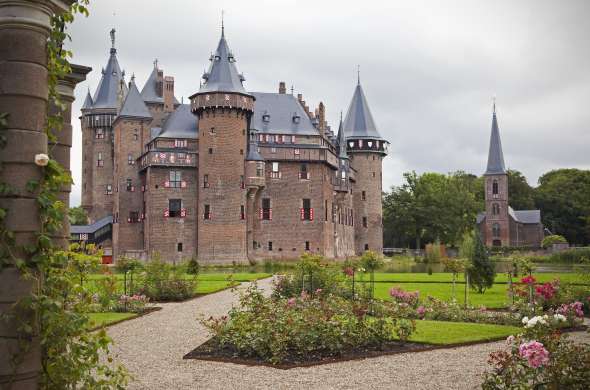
left=484, top=100, right=506, bottom=175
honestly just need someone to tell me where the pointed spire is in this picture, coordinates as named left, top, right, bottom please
left=342, top=78, right=384, bottom=140
left=81, top=88, right=93, bottom=110
left=118, top=78, right=152, bottom=120
left=199, top=27, right=247, bottom=94
left=337, top=111, right=348, bottom=160
left=221, top=9, right=225, bottom=37
left=484, top=101, right=506, bottom=175
left=92, top=29, right=126, bottom=109
left=141, top=65, right=162, bottom=103
left=357, top=65, right=360, bottom=85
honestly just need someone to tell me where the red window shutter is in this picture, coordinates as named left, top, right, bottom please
left=300, top=208, right=304, bottom=220
left=164, top=181, right=170, bottom=188
left=127, top=217, right=131, bottom=223
left=310, top=208, right=314, bottom=221
left=269, top=208, right=273, bottom=220
left=164, top=209, right=169, bottom=217
left=141, top=185, right=145, bottom=192
left=259, top=208, right=263, bottom=220
left=180, top=208, right=186, bottom=217
left=131, top=186, right=135, bottom=192
left=140, top=213, right=145, bottom=220
left=181, top=181, right=187, bottom=188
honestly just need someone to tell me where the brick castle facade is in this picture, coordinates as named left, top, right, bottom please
left=76, top=28, right=389, bottom=264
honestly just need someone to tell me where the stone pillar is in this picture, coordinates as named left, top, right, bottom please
left=49, top=64, right=91, bottom=248
left=0, top=0, right=71, bottom=388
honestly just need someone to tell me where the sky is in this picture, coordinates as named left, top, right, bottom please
left=67, top=0, right=590, bottom=206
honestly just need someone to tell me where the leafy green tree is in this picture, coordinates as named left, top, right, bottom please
left=507, top=169, right=536, bottom=210
left=535, top=169, right=590, bottom=245
left=68, top=205, right=88, bottom=225
left=465, top=230, right=496, bottom=293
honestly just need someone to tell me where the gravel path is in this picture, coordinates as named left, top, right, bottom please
left=107, top=279, right=590, bottom=390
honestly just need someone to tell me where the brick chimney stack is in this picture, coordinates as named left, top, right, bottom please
left=163, top=76, right=175, bottom=112
left=278, top=81, right=286, bottom=94
left=318, top=102, right=326, bottom=135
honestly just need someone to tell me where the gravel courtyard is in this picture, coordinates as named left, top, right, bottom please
left=106, top=278, right=590, bottom=390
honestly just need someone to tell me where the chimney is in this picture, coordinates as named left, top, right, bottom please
left=278, top=81, right=286, bottom=94
left=297, top=93, right=303, bottom=102
left=164, top=75, right=175, bottom=112
left=156, top=69, right=164, bottom=98
left=318, top=102, right=326, bottom=135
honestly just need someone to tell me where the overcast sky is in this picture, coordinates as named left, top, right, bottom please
left=67, top=0, right=590, bottom=206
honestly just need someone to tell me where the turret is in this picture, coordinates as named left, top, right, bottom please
left=189, top=25, right=255, bottom=264
left=343, top=75, right=389, bottom=254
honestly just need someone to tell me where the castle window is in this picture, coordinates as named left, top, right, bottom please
left=105, top=184, right=113, bottom=195
left=305, top=241, right=310, bottom=251
left=210, top=127, right=216, bottom=135
left=256, top=162, right=264, bottom=177
left=240, top=175, right=245, bottom=189
left=362, top=216, right=368, bottom=228
left=270, top=162, right=281, bottom=179
left=95, top=128, right=105, bottom=139
left=492, top=203, right=500, bottom=215
left=262, top=113, right=270, bottom=122
left=177, top=243, right=183, bottom=252
left=240, top=149, right=243, bottom=155
left=128, top=211, right=139, bottom=223
left=362, top=191, right=366, bottom=201
left=204, top=204, right=211, bottom=220
left=301, top=198, right=313, bottom=221
left=492, top=223, right=501, bottom=237
left=133, top=133, right=138, bottom=141
left=174, top=139, right=187, bottom=148
left=97, top=152, right=104, bottom=167
left=169, top=170, right=182, bottom=188
left=292, top=114, right=300, bottom=124
left=261, top=198, right=272, bottom=220
left=271, top=147, right=277, bottom=154
left=299, top=164, right=309, bottom=180
left=128, top=154, right=134, bottom=165
left=240, top=205, right=245, bottom=220
left=492, top=180, right=499, bottom=196
left=325, top=200, right=328, bottom=221
left=169, top=199, right=181, bottom=218
left=291, top=135, right=296, bottom=143
left=364, top=244, right=369, bottom=251
left=208, top=148, right=213, bottom=154
left=126, top=179, right=133, bottom=191
left=203, top=174, right=209, bottom=188
left=268, top=241, right=273, bottom=251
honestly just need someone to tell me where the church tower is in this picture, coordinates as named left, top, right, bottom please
left=343, top=76, right=389, bottom=254
left=190, top=26, right=254, bottom=263
left=483, top=103, right=509, bottom=247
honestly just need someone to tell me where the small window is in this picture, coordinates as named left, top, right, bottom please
left=129, top=211, right=139, bottom=223
left=492, top=180, right=499, bottom=195
left=256, top=162, right=264, bottom=177
left=271, top=147, right=277, bottom=154
left=372, top=172, right=376, bottom=178
left=240, top=175, right=245, bottom=189
left=208, top=148, right=213, bottom=154
left=174, top=139, right=187, bottom=148
left=210, top=127, right=216, bottom=135
left=133, top=133, right=138, bottom=141
left=169, top=199, right=182, bottom=218
left=204, top=204, right=211, bottom=220
left=177, top=242, right=183, bottom=252
left=262, top=113, right=270, bottom=122
left=492, top=203, right=500, bottom=215
left=126, top=178, right=133, bottom=191
left=305, top=241, right=310, bottom=251
left=299, top=164, right=309, bottom=180
left=270, top=162, right=280, bottom=178
left=240, top=149, right=243, bottom=155
left=169, top=170, right=182, bottom=188
left=105, top=184, right=113, bottom=195
left=240, top=205, right=245, bottom=220
left=361, top=191, right=366, bottom=201
left=97, top=152, right=104, bottom=167
left=268, top=241, right=273, bottom=251
left=302, top=198, right=312, bottom=220
left=362, top=216, right=368, bottom=228
left=203, top=174, right=209, bottom=188
left=128, top=154, right=134, bottom=165
left=364, top=244, right=369, bottom=251
left=95, top=128, right=105, bottom=139
left=262, top=198, right=271, bottom=220
left=492, top=223, right=501, bottom=237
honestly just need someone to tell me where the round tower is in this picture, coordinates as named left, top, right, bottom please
left=190, top=27, right=255, bottom=264
left=343, top=78, right=389, bottom=255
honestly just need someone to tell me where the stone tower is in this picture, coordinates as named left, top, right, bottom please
left=80, top=29, right=127, bottom=222
left=112, top=77, right=152, bottom=258
left=483, top=104, right=509, bottom=247
left=342, top=78, right=389, bottom=254
left=190, top=27, right=255, bottom=263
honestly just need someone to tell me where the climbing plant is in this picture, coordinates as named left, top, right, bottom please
left=0, top=1, right=129, bottom=388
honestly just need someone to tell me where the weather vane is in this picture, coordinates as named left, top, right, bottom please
left=110, top=28, right=116, bottom=49
left=493, top=95, right=496, bottom=114
left=357, top=65, right=360, bottom=84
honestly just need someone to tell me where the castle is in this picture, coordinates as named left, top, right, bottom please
left=476, top=104, right=543, bottom=247
left=74, top=28, right=388, bottom=264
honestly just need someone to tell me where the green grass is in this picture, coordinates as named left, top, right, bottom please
left=407, top=320, right=520, bottom=345
left=87, top=272, right=270, bottom=282
left=195, top=280, right=235, bottom=294
left=87, top=312, right=137, bottom=328
left=373, top=282, right=512, bottom=308
left=369, top=272, right=585, bottom=284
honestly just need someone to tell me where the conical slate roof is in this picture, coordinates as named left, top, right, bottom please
left=92, top=38, right=127, bottom=109
left=118, top=78, right=152, bottom=120
left=246, top=131, right=264, bottom=161
left=199, top=28, right=247, bottom=94
left=336, top=115, right=348, bottom=160
left=81, top=89, right=93, bottom=110
left=141, top=66, right=163, bottom=103
left=342, top=81, right=383, bottom=140
left=484, top=108, right=506, bottom=175
left=158, top=104, right=198, bottom=139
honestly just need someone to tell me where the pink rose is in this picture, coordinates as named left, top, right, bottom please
left=519, top=341, right=550, bottom=368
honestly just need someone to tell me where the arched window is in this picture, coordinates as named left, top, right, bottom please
left=492, top=203, right=500, bottom=215
left=492, top=180, right=499, bottom=195
left=492, top=223, right=500, bottom=237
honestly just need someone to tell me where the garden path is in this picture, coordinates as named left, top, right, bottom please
left=107, top=279, right=590, bottom=390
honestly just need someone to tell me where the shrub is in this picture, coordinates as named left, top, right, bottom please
left=548, top=247, right=590, bottom=263
left=114, top=294, right=149, bottom=313
left=541, top=234, right=568, bottom=249
left=186, top=257, right=200, bottom=275
left=137, top=257, right=196, bottom=301
left=204, top=285, right=414, bottom=364
left=466, top=231, right=496, bottom=293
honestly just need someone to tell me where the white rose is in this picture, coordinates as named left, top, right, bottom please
left=34, top=153, right=49, bottom=167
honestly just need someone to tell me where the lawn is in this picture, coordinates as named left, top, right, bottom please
left=369, top=272, right=585, bottom=284
left=195, top=280, right=235, bottom=294
left=87, top=312, right=137, bottom=328
left=373, top=282, right=512, bottom=308
left=407, top=320, right=520, bottom=345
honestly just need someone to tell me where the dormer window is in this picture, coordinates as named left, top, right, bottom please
left=292, top=114, right=301, bottom=124
left=262, top=113, right=270, bottom=123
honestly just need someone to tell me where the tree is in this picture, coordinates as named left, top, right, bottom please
left=507, top=169, right=536, bottom=210
left=68, top=205, right=89, bottom=225
left=535, top=169, right=590, bottom=245
left=465, top=230, right=495, bottom=293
